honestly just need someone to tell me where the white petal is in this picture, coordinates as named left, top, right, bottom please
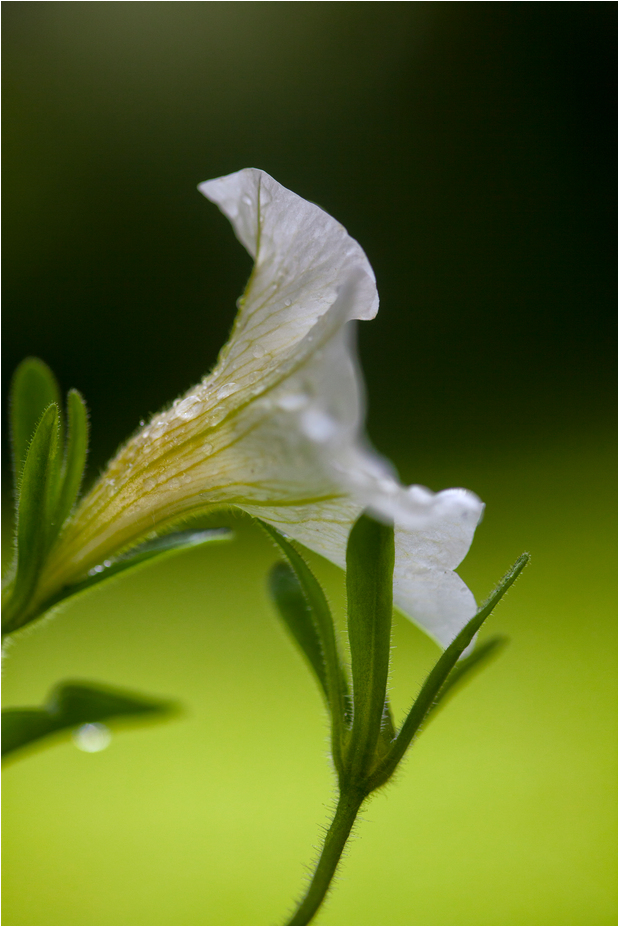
left=40, top=168, right=484, bottom=651
left=393, top=565, right=477, bottom=650
left=198, top=169, right=379, bottom=404
left=243, top=493, right=479, bottom=649
left=392, top=499, right=482, bottom=647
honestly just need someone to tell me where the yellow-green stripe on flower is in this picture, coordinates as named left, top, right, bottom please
left=35, top=168, right=483, bottom=647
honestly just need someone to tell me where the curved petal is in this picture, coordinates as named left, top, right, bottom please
left=36, top=168, right=484, bottom=649
left=392, top=499, right=481, bottom=647
left=197, top=168, right=379, bottom=411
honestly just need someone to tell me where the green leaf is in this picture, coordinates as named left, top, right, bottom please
left=368, top=553, right=530, bottom=791
left=34, top=528, right=233, bottom=617
left=54, top=389, right=89, bottom=533
left=268, top=561, right=330, bottom=705
left=259, top=521, right=351, bottom=775
left=344, top=513, right=395, bottom=781
left=427, top=635, right=508, bottom=718
left=2, top=679, right=177, bottom=761
left=10, top=357, right=63, bottom=485
left=3, top=405, right=63, bottom=635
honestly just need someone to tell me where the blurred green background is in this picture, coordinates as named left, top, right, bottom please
left=3, top=3, right=615, bottom=925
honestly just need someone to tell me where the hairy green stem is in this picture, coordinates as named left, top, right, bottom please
left=286, top=788, right=366, bottom=926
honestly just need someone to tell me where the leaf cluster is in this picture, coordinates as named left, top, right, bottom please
left=2, top=358, right=231, bottom=761
left=266, top=514, right=528, bottom=797
left=3, top=359, right=89, bottom=635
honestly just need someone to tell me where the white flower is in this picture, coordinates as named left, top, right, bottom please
left=36, top=168, right=483, bottom=647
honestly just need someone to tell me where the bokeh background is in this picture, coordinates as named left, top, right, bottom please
left=3, top=3, right=616, bottom=925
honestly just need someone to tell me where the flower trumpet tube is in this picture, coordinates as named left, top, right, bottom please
left=21, top=169, right=484, bottom=646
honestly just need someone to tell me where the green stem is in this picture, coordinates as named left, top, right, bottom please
left=286, top=788, right=366, bottom=926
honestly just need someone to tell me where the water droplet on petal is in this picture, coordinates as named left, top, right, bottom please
left=300, top=409, right=339, bottom=443
left=216, top=382, right=237, bottom=400
left=407, top=485, right=434, bottom=505
left=284, top=298, right=292, bottom=307
left=175, top=395, right=202, bottom=420
left=150, top=421, right=167, bottom=439
left=169, top=477, right=180, bottom=489
left=203, top=442, right=214, bottom=454
left=143, top=478, right=156, bottom=491
left=252, top=344, right=266, bottom=359
left=277, top=393, right=309, bottom=412
left=73, top=723, right=112, bottom=753
left=242, top=194, right=252, bottom=206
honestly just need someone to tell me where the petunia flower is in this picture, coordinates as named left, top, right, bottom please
left=29, top=168, right=483, bottom=647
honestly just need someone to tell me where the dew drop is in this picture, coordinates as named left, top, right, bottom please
left=277, top=393, right=309, bottom=412
left=284, top=298, right=292, bottom=307
left=203, top=442, right=214, bottom=454
left=377, top=478, right=397, bottom=495
left=300, top=409, right=338, bottom=443
left=143, top=478, right=156, bottom=491
left=175, top=395, right=202, bottom=420
left=139, top=420, right=145, bottom=427
left=73, top=723, right=111, bottom=753
left=150, top=421, right=167, bottom=439
left=169, top=477, right=180, bottom=489
left=407, top=485, right=434, bottom=505
left=242, top=194, right=252, bottom=206
left=252, top=344, right=266, bottom=359
left=216, top=382, right=237, bottom=400
left=103, top=560, right=113, bottom=568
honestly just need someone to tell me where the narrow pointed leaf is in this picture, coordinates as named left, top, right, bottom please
left=269, top=561, right=329, bottom=704
left=30, top=528, right=233, bottom=620
left=368, top=553, right=529, bottom=791
left=427, top=635, right=508, bottom=719
left=259, top=521, right=351, bottom=771
left=54, top=389, right=89, bottom=532
left=3, top=405, right=62, bottom=634
left=10, top=357, right=62, bottom=484
left=2, top=679, right=177, bottom=761
left=345, top=513, right=395, bottom=780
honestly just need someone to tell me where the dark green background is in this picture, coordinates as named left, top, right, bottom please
left=4, top=1, right=615, bottom=467
left=3, top=4, right=616, bottom=926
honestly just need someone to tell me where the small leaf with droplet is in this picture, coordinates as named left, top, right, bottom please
left=2, top=680, right=178, bottom=761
